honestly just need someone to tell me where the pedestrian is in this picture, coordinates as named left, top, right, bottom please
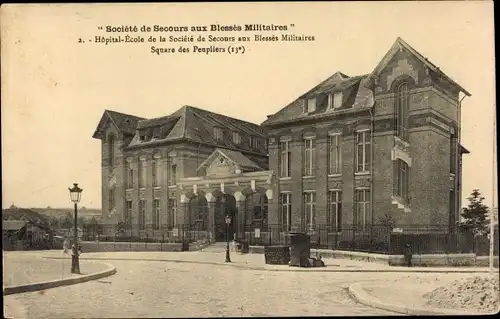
left=63, top=237, right=68, bottom=254
left=404, top=242, right=412, bottom=267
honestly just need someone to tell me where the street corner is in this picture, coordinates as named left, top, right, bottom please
left=3, top=261, right=117, bottom=296
left=347, top=279, right=495, bottom=316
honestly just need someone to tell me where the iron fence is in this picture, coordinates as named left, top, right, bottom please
left=79, top=222, right=499, bottom=255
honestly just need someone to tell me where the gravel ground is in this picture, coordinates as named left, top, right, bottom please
left=424, top=275, right=500, bottom=313
left=4, top=259, right=404, bottom=318
left=362, top=273, right=500, bottom=314
left=3, top=251, right=110, bottom=287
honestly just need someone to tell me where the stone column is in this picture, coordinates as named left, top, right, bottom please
left=206, top=192, right=216, bottom=243
left=234, top=191, right=246, bottom=240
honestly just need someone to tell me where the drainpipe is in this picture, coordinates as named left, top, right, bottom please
left=368, top=108, right=375, bottom=244
left=456, top=94, right=466, bottom=227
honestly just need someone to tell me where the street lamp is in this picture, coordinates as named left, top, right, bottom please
left=68, top=183, right=83, bottom=274
left=225, top=214, right=232, bottom=262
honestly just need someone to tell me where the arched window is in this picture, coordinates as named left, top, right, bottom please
left=396, top=82, right=409, bottom=140
left=108, top=135, right=115, bottom=170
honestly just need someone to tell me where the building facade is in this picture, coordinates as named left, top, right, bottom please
left=262, top=37, right=470, bottom=238
left=93, top=106, right=271, bottom=241
left=93, top=38, right=470, bottom=243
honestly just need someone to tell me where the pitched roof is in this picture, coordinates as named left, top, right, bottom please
left=261, top=73, right=372, bottom=127
left=92, top=110, right=145, bottom=139
left=370, top=37, right=471, bottom=96
left=197, top=148, right=262, bottom=172
left=128, top=106, right=267, bottom=155
left=262, top=37, right=470, bottom=128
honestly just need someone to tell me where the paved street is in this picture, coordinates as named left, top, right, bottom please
left=4, top=258, right=398, bottom=318
left=3, top=247, right=490, bottom=318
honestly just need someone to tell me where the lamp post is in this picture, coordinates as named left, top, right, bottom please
left=68, top=183, right=83, bottom=274
left=225, top=214, right=232, bottom=262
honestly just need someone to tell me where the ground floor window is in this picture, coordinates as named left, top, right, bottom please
left=153, top=199, right=160, bottom=230
left=355, top=189, right=370, bottom=231
left=125, top=201, right=132, bottom=226
left=280, top=193, right=292, bottom=231
left=168, top=198, right=177, bottom=228
left=303, top=191, right=316, bottom=231
left=328, top=190, right=342, bottom=232
left=139, top=200, right=146, bottom=230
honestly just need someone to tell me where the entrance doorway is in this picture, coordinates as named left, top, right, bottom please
left=214, top=194, right=236, bottom=242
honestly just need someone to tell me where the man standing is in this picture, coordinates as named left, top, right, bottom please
left=404, top=242, right=413, bottom=267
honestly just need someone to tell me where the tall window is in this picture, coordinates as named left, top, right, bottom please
left=232, top=132, right=241, bottom=145
left=396, top=82, right=409, bottom=140
left=329, top=134, right=342, bottom=175
left=328, top=191, right=342, bottom=232
left=303, top=138, right=316, bottom=176
left=214, top=127, right=223, bottom=141
left=395, top=159, right=409, bottom=202
left=280, top=141, right=291, bottom=177
left=152, top=158, right=160, bottom=187
left=355, top=189, right=371, bottom=231
left=328, top=94, right=333, bottom=109
left=356, top=131, right=371, bottom=172
left=169, top=164, right=177, bottom=185
left=153, top=199, right=160, bottom=230
left=303, top=191, right=316, bottom=231
left=450, top=136, right=457, bottom=174
left=280, top=193, right=292, bottom=231
left=108, top=189, right=115, bottom=210
left=125, top=201, right=132, bottom=226
left=127, top=161, right=134, bottom=189
left=108, top=135, right=115, bottom=170
left=139, top=200, right=146, bottom=230
left=139, top=159, right=147, bottom=188
left=168, top=198, right=177, bottom=227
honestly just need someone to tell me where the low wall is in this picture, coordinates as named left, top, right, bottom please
left=249, top=246, right=499, bottom=267
left=79, top=241, right=183, bottom=252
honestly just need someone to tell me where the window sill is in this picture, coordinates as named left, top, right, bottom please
left=168, top=185, right=177, bottom=189
left=328, top=174, right=342, bottom=178
left=355, top=171, right=370, bottom=176
left=279, top=177, right=292, bottom=181
left=302, top=176, right=315, bottom=179
left=126, top=188, right=133, bottom=191
left=153, top=186, right=161, bottom=190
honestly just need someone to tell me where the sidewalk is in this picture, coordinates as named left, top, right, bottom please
left=41, top=250, right=496, bottom=273
left=3, top=251, right=110, bottom=287
left=349, top=273, right=497, bottom=315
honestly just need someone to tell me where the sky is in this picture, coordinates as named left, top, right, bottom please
left=1, top=2, right=496, bottom=210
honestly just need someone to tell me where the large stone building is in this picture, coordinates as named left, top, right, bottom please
left=93, top=38, right=470, bottom=244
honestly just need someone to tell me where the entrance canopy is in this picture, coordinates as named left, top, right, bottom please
left=178, top=148, right=274, bottom=203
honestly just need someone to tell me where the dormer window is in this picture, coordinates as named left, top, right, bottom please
left=232, top=131, right=241, bottom=145
left=328, top=92, right=343, bottom=109
left=249, top=136, right=258, bottom=149
left=139, top=133, right=147, bottom=141
left=304, top=98, right=316, bottom=113
left=214, top=127, right=223, bottom=141
left=152, top=127, right=161, bottom=139
left=333, top=92, right=343, bottom=109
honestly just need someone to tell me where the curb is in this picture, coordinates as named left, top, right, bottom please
left=42, top=256, right=493, bottom=273
left=3, top=262, right=117, bottom=296
left=347, top=283, right=480, bottom=315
